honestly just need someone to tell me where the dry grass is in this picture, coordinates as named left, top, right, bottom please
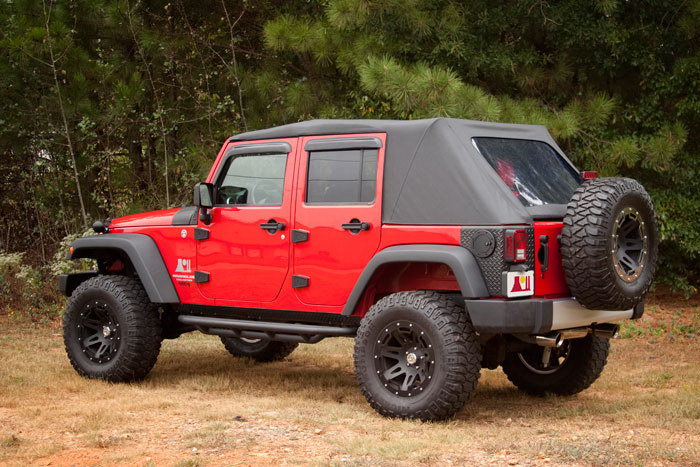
left=0, top=296, right=698, bottom=466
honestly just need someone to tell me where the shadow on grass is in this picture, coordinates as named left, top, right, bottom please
left=140, top=335, right=616, bottom=422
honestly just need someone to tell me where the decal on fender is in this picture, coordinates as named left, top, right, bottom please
left=173, top=258, right=194, bottom=282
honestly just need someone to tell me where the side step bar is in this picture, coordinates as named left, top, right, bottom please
left=177, top=315, right=358, bottom=344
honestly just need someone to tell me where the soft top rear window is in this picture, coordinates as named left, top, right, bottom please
left=472, top=137, right=580, bottom=207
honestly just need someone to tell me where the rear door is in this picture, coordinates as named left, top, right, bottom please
left=292, top=133, right=386, bottom=306
left=196, top=139, right=297, bottom=302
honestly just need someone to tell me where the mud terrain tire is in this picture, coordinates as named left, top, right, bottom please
left=354, top=291, right=482, bottom=421
left=561, top=177, right=658, bottom=310
left=220, top=337, right=298, bottom=362
left=502, top=335, right=610, bottom=396
left=63, top=275, right=161, bottom=382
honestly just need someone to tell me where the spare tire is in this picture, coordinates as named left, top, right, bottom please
left=561, top=177, right=658, bottom=310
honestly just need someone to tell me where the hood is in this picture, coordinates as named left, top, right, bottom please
left=109, top=208, right=181, bottom=228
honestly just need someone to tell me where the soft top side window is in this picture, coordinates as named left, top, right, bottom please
left=305, top=148, right=378, bottom=204
left=216, top=152, right=288, bottom=206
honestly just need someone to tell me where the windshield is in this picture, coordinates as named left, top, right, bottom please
left=472, top=137, right=581, bottom=207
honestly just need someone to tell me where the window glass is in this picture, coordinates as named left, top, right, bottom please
left=216, top=153, right=287, bottom=206
left=306, top=148, right=378, bottom=204
left=472, top=137, right=580, bottom=207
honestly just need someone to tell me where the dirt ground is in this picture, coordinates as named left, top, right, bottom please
left=0, top=294, right=698, bottom=466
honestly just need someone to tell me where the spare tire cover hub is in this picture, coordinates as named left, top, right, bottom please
left=612, top=207, right=648, bottom=282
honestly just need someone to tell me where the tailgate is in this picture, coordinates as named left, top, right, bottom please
left=534, top=221, right=570, bottom=297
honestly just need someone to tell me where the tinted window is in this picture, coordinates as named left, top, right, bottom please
left=216, top=153, right=287, bottom=206
left=306, top=148, right=378, bottom=204
left=472, top=138, right=580, bottom=207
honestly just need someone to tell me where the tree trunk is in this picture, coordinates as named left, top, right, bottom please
left=126, top=2, right=171, bottom=207
left=221, top=0, right=248, bottom=131
left=42, top=0, right=88, bottom=228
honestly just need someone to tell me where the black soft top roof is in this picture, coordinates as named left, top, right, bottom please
left=231, top=118, right=577, bottom=225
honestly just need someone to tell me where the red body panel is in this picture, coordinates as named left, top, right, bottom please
left=292, top=133, right=386, bottom=306
left=108, top=225, right=209, bottom=305
left=533, top=221, right=570, bottom=298
left=111, top=208, right=181, bottom=228
left=197, top=137, right=298, bottom=302
left=107, top=135, right=570, bottom=316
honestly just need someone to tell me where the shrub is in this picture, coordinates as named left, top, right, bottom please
left=1, top=230, right=95, bottom=321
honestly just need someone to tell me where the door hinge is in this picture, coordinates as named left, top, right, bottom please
left=291, top=275, right=309, bottom=288
left=194, top=228, right=209, bottom=241
left=194, top=271, right=210, bottom=283
left=291, top=229, right=309, bottom=243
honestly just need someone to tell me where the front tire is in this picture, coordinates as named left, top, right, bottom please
left=354, top=291, right=482, bottom=421
left=502, top=335, right=610, bottom=396
left=220, top=337, right=298, bottom=362
left=63, top=275, right=161, bottom=382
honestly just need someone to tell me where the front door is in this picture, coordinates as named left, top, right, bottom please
left=196, top=139, right=297, bottom=302
left=292, top=134, right=386, bottom=306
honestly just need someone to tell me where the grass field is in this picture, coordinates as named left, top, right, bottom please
left=0, top=295, right=698, bottom=466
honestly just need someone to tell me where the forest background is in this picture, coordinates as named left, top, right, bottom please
left=1, top=0, right=698, bottom=317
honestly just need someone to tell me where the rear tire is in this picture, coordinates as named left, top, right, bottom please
left=220, top=337, right=298, bottom=362
left=63, top=275, right=161, bottom=382
left=502, top=335, right=610, bottom=396
left=354, top=291, right=482, bottom=421
left=561, top=177, right=658, bottom=310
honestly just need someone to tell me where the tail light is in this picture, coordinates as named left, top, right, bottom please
left=582, top=171, right=599, bottom=180
left=505, top=229, right=528, bottom=263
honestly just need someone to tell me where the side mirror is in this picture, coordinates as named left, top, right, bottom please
left=193, top=182, right=214, bottom=224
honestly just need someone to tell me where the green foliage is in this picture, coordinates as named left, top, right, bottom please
left=0, top=252, right=54, bottom=320
left=49, top=229, right=97, bottom=277
left=0, top=0, right=698, bottom=296
left=0, top=230, right=96, bottom=320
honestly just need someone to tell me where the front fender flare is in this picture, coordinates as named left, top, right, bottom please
left=341, top=244, right=488, bottom=316
left=68, top=233, right=179, bottom=303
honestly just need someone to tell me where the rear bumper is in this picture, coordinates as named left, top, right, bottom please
left=465, top=298, right=642, bottom=334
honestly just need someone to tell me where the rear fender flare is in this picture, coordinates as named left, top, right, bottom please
left=68, top=233, right=179, bottom=303
left=341, top=244, right=488, bottom=316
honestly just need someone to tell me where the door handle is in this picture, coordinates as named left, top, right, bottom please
left=342, top=219, right=370, bottom=234
left=538, top=235, right=549, bottom=278
left=260, top=219, right=286, bottom=234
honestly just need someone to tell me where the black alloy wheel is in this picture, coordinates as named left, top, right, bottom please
left=63, top=275, right=161, bottom=382
left=76, top=299, right=122, bottom=364
left=612, top=206, right=648, bottom=283
left=373, top=321, right=436, bottom=397
left=354, top=291, right=482, bottom=421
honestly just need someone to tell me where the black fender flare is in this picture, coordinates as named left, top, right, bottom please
left=67, top=233, right=180, bottom=303
left=341, top=244, right=488, bottom=316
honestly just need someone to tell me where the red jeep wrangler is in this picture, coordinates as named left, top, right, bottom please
left=60, top=118, right=657, bottom=420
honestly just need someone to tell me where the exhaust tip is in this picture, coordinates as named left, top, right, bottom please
left=592, top=324, right=619, bottom=340
left=535, top=333, right=563, bottom=348
left=554, top=333, right=564, bottom=347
